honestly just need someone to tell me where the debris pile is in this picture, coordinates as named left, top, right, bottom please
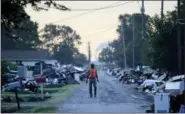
left=1, top=63, right=86, bottom=104
left=105, top=66, right=185, bottom=113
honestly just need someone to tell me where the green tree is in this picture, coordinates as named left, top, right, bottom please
left=103, top=13, right=150, bottom=68
left=98, top=47, right=114, bottom=64
left=108, top=39, right=125, bottom=67
left=2, top=19, right=42, bottom=50
left=2, top=0, right=69, bottom=50
left=1, top=61, right=10, bottom=77
left=53, top=42, right=76, bottom=64
left=148, top=1, right=184, bottom=74
left=73, top=53, right=88, bottom=66
left=2, top=0, right=69, bottom=39
left=41, top=24, right=81, bottom=51
left=42, top=24, right=83, bottom=64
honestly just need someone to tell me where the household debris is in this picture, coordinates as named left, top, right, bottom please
left=106, top=66, right=185, bottom=113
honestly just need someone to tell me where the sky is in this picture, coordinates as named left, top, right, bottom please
left=25, top=1, right=177, bottom=61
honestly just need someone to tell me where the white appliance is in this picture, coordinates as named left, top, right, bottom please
left=154, top=93, right=170, bottom=113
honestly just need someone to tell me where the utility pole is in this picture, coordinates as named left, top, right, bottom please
left=177, top=0, right=181, bottom=74
left=88, top=42, right=91, bottom=63
left=132, top=15, right=135, bottom=69
left=140, top=0, right=145, bottom=69
left=141, top=0, right=145, bottom=40
left=121, top=16, right=127, bottom=69
left=161, top=0, right=164, bottom=20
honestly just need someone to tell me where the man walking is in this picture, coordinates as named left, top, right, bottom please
left=86, top=63, right=99, bottom=98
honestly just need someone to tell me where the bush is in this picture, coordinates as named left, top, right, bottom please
left=1, top=60, right=18, bottom=71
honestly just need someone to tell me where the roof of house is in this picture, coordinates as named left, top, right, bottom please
left=1, top=50, right=54, bottom=61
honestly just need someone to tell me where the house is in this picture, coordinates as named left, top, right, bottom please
left=1, top=50, right=58, bottom=66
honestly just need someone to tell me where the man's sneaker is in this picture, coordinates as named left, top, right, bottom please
left=90, top=95, right=93, bottom=98
left=94, top=95, right=96, bottom=98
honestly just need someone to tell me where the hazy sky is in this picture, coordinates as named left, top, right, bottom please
left=25, top=1, right=177, bottom=61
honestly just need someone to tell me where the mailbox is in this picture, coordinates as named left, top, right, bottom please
left=35, top=76, right=46, bottom=83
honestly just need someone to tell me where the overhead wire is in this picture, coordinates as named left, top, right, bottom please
left=48, top=10, right=95, bottom=24
left=39, top=1, right=134, bottom=32
left=38, top=1, right=133, bottom=12
left=70, top=1, right=133, bottom=11
left=43, top=1, right=131, bottom=24
left=39, top=2, right=125, bottom=31
left=38, top=1, right=135, bottom=46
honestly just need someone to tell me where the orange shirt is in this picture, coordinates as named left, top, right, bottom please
left=89, top=68, right=97, bottom=78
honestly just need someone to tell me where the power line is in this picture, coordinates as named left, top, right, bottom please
left=50, top=10, right=95, bottom=23
left=46, top=1, right=132, bottom=23
left=70, top=1, right=133, bottom=11
left=39, top=2, right=122, bottom=29
left=38, top=1, right=132, bottom=11
left=39, top=1, right=134, bottom=32
left=38, top=10, right=96, bottom=32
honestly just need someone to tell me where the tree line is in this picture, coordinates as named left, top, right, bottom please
left=99, top=1, right=184, bottom=74
left=1, top=0, right=88, bottom=66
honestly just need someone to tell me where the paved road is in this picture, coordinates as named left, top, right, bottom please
left=57, top=70, right=153, bottom=113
